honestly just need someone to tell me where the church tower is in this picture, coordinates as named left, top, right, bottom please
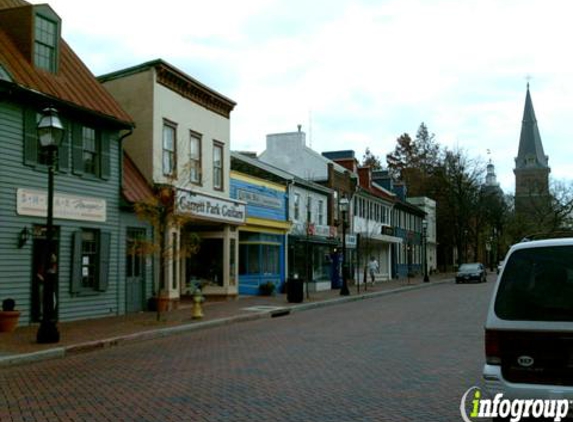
left=514, top=84, right=550, bottom=215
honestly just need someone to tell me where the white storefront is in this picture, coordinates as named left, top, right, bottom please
left=176, top=189, right=245, bottom=298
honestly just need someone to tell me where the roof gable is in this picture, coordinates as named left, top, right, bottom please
left=0, top=0, right=132, bottom=126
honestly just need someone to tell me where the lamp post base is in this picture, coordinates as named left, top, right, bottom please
left=340, top=265, right=350, bottom=296
left=37, top=321, right=60, bottom=344
left=423, top=275, right=430, bottom=283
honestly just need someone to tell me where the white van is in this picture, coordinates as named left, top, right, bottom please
left=483, top=238, right=573, bottom=407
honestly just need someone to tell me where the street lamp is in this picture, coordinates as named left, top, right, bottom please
left=340, top=196, right=350, bottom=296
left=36, top=107, right=64, bottom=344
left=422, top=219, right=430, bottom=282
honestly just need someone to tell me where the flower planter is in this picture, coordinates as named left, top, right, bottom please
left=0, top=311, right=21, bottom=333
left=157, top=297, right=170, bottom=312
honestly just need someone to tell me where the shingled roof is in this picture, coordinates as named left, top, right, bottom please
left=0, top=0, right=132, bottom=126
left=123, top=152, right=153, bottom=204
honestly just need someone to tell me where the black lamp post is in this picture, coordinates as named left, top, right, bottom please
left=340, top=197, right=350, bottom=296
left=422, top=219, right=430, bottom=282
left=36, top=107, right=64, bottom=344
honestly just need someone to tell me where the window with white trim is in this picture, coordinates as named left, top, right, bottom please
left=189, top=131, right=201, bottom=184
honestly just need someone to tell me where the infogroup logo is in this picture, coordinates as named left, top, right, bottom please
left=460, top=386, right=570, bottom=422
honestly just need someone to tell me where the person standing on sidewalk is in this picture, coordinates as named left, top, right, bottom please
left=368, top=256, right=379, bottom=285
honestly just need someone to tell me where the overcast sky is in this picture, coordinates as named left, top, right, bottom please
left=30, top=0, right=573, bottom=193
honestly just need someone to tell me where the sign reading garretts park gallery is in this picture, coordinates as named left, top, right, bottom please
left=17, top=189, right=107, bottom=222
left=176, top=189, right=246, bottom=224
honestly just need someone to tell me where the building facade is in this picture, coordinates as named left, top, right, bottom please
left=121, top=153, right=155, bottom=313
left=0, top=0, right=135, bottom=324
left=407, top=196, right=437, bottom=274
left=259, top=127, right=357, bottom=286
left=288, top=179, right=339, bottom=291
left=230, top=153, right=290, bottom=295
left=323, top=151, right=400, bottom=284
left=372, top=171, right=427, bottom=278
left=231, top=151, right=338, bottom=292
left=100, top=60, right=245, bottom=304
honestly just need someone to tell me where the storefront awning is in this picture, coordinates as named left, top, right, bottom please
left=289, top=235, right=340, bottom=246
left=367, top=234, right=403, bottom=244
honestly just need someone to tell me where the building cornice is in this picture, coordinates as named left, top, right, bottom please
left=155, top=63, right=236, bottom=119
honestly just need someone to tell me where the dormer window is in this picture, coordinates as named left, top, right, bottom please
left=34, top=14, right=57, bottom=72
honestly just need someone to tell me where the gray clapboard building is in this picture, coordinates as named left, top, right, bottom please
left=0, top=0, right=144, bottom=324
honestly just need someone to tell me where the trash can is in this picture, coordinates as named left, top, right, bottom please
left=287, top=278, right=304, bottom=303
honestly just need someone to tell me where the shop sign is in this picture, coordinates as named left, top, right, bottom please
left=314, top=224, right=331, bottom=237
left=292, top=222, right=336, bottom=239
left=17, top=189, right=106, bottom=222
left=381, top=225, right=394, bottom=236
left=237, top=189, right=282, bottom=209
left=345, top=234, right=357, bottom=248
left=176, top=189, right=246, bottom=224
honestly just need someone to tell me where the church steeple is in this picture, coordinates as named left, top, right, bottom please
left=485, top=160, right=499, bottom=187
left=514, top=83, right=551, bottom=216
left=515, top=84, right=549, bottom=170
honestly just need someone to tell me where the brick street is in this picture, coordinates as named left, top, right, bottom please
left=0, top=278, right=495, bottom=422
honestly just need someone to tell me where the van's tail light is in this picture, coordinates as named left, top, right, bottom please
left=485, top=329, right=502, bottom=365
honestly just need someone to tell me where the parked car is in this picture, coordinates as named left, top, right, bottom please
left=483, top=237, right=573, bottom=410
left=455, top=262, right=487, bottom=283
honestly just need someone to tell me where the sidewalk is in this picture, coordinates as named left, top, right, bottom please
left=0, top=273, right=454, bottom=367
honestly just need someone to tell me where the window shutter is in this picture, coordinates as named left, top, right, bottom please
left=97, top=231, right=111, bottom=291
left=58, top=119, right=70, bottom=172
left=70, top=231, right=82, bottom=294
left=71, top=123, right=84, bottom=175
left=100, top=130, right=111, bottom=180
left=23, top=108, right=38, bottom=166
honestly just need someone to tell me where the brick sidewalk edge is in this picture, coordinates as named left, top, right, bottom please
left=0, top=278, right=454, bottom=368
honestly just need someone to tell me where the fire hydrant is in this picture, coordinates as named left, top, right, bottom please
left=192, top=288, right=204, bottom=320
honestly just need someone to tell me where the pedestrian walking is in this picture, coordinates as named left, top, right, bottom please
left=368, top=256, right=379, bottom=285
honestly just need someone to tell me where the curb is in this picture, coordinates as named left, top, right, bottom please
left=290, top=278, right=452, bottom=313
left=0, top=278, right=453, bottom=368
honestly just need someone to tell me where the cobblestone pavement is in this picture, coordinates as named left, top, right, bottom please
left=0, top=274, right=495, bottom=421
left=0, top=274, right=453, bottom=357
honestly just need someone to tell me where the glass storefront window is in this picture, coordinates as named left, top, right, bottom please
left=313, top=245, right=332, bottom=281
left=187, top=238, right=223, bottom=286
left=262, top=245, right=280, bottom=275
left=240, top=243, right=280, bottom=275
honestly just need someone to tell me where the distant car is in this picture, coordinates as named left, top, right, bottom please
left=455, top=262, right=487, bottom=283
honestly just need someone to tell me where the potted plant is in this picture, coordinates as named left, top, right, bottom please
left=259, top=281, right=276, bottom=296
left=0, top=298, right=21, bottom=333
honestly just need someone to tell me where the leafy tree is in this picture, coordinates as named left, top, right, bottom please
left=414, top=122, right=441, bottom=174
left=361, top=147, right=383, bottom=170
left=386, top=123, right=441, bottom=196
left=386, top=133, right=415, bottom=180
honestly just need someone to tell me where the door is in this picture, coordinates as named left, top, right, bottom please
left=125, top=228, right=145, bottom=313
left=31, top=226, right=59, bottom=322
